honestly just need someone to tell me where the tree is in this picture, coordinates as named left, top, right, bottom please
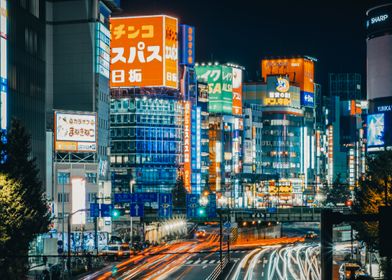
left=0, top=120, right=50, bottom=278
left=322, top=173, right=351, bottom=207
left=172, top=175, right=187, bottom=209
left=353, top=151, right=392, bottom=278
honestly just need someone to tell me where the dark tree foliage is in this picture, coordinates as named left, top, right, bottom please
left=353, top=151, right=392, bottom=278
left=322, top=173, right=351, bottom=207
left=0, top=120, right=50, bottom=278
left=353, top=151, right=392, bottom=247
left=172, top=175, right=187, bottom=209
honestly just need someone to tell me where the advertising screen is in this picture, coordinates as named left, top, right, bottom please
left=179, top=25, right=195, bottom=66
left=263, top=75, right=300, bottom=108
left=261, top=57, right=315, bottom=93
left=232, top=68, right=242, bottom=115
left=196, top=65, right=223, bottom=113
left=110, top=15, right=178, bottom=88
left=196, top=65, right=235, bottom=114
left=222, top=66, right=233, bottom=114
left=54, top=112, right=97, bottom=152
left=367, top=113, right=385, bottom=146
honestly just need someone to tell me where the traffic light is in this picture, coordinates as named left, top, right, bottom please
left=198, top=207, right=206, bottom=217
left=111, top=208, right=124, bottom=218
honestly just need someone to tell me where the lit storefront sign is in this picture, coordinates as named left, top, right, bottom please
left=184, top=101, right=191, bottom=192
left=327, top=125, right=333, bottom=185
left=110, top=15, right=178, bottom=88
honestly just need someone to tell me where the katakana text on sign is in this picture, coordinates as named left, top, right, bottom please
left=110, top=15, right=178, bottom=88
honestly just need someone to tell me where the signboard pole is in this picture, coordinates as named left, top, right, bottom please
left=94, top=196, right=98, bottom=255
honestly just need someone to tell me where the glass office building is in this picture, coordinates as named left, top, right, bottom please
left=110, top=91, right=182, bottom=193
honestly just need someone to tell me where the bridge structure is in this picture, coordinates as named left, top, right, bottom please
left=185, top=207, right=352, bottom=223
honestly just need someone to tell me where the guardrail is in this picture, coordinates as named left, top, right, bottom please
left=206, top=255, right=229, bottom=280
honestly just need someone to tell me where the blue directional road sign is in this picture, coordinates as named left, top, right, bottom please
left=186, top=194, right=200, bottom=218
left=114, top=193, right=132, bottom=203
left=207, top=194, right=217, bottom=218
left=130, top=203, right=144, bottom=217
left=131, top=192, right=158, bottom=203
left=90, top=203, right=100, bottom=218
left=158, top=193, right=173, bottom=218
left=100, top=204, right=113, bottom=217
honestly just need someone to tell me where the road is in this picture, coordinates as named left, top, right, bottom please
left=80, top=233, right=308, bottom=280
left=227, top=243, right=320, bottom=280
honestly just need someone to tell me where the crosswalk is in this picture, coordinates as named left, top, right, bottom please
left=185, top=259, right=218, bottom=265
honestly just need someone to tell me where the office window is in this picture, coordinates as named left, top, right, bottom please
left=57, top=172, right=70, bottom=184
left=87, top=192, right=97, bottom=203
left=58, top=193, right=70, bottom=203
left=85, top=173, right=97, bottom=184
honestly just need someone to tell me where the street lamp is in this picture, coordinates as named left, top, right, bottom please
left=129, top=179, right=135, bottom=243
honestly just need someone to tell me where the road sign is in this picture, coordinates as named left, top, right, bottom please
left=130, top=203, right=144, bottom=217
left=159, top=193, right=172, bottom=218
left=224, top=221, right=231, bottom=229
left=267, top=207, right=277, bottom=213
left=131, top=192, right=158, bottom=203
left=90, top=203, right=100, bottom=218
left=114, top=193, right=132, bottom=203
left=101, top=204, right=113, bottom=217
left=186, top=194, right=200, bottom=218
left=207, top=194, right=217, bottom=218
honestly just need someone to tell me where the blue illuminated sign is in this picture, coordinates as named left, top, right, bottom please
left=367, top=114, right=385, bottom=146
left=158, top=194, right=173, bottom=218
left=301, top=91, right=315, bottom=107
left=100, top=204, right=113, bottom=217
left=180, top=25, right=195, bottom=66
left=90, top=203, right=100, bottom=218
left=186, top=194, right=200, bottom=218
left=130, top=203, right=144, bottom=217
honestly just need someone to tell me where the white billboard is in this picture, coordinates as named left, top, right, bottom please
left=55, top=111, right=97, bottom=152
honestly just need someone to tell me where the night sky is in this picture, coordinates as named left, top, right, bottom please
left=120, top=0, right=385, bottom=92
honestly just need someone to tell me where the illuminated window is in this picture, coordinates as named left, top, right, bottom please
left=57, top=172, right=70, bottom=184
left=85, top=173, right=97, bottom=184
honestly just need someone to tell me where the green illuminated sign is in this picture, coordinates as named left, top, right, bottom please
left=196, top=65, right=233, bottom=114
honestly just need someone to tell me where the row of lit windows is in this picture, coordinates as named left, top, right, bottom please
left=110, top=154, right=180, bottom=165
left=57, top=172, right=97, bottom=184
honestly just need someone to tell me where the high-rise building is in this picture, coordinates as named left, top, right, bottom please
left=329, top=73, right=362, bottom=101
left=109, top=15, right=182, bottom=208
left=47, top=0, right=120, bottom=241
left=195, top=63, right=244, bottom=207
left=243, top=56, right=318, bottom=207
left=7, top=0, right=46, bottom=182
left=366, top=3, right=392, bottom=152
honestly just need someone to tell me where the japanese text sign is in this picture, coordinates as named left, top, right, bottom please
left=110, top=15, right=178, bottom=88
left=54, top=111, right=97, bottom=152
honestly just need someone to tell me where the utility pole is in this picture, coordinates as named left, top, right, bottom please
left=219, top=210, right=223, bottom=270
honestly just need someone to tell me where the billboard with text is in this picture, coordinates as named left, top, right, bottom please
left=110, top=15, right=178, bottom=88
left=54, top=111, right=97, bottom=152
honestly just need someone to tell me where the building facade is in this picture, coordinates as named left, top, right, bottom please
left=366, top=3, right=392, bottom=153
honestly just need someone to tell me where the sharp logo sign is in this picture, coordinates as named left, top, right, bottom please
left=371, top=14, right=389, bottom=24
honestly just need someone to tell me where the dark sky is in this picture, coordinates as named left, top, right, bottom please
left=120, top=0, right=385, bottom=91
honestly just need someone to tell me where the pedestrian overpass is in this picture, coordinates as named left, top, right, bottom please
left=188, top=207, right=352, bottom=223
